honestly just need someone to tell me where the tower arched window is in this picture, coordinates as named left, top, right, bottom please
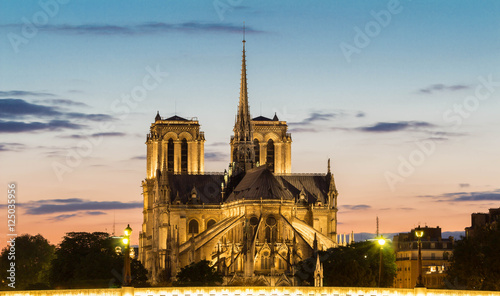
left=267, top=139, right=275, bottom=172
left=188, top=219, right=199, bottom=234
left=167, top=139, right=174, bottom=172
left=181, top=139, right=188, bottom=173
left=253, top=139, right=260, bottom=164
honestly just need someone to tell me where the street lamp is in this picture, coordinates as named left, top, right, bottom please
left=377, top=237, right=386, bottom=287
left=415, top=228, right=425, bottom=288
left=123, top=224, right=132, bottom=286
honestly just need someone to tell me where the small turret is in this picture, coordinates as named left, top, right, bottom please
left=155, top=111, right=161, bottom=122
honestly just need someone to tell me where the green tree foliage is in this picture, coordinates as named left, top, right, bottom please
left=174, top=260, right=223, bottom=286
left=295, top=241, right=397, bottom=287
left=0, top=234, right=55, bottom=290
left=49, top=232, right=148, bottom=288
left=447, top=224, right=500, bottom=290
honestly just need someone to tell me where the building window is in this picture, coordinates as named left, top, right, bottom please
left=261, top=251, right=270, bottom=269
left=167, top=139, right=174, bottom=172
left=181, top=139, right=188, bottom=173
left=266, top=139, right=275, bottom=172
left=188, top=219, right=199, bottom=234
left=265, top=216, right=277, bottom=242
left=206, top=219, right=216, bottom=230
left=254, top=139, right=260, bottom=164
left=431, top=253, right=435, bottom=260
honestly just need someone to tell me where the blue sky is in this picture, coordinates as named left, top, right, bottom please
left=1, top=0, right=499, bottom=244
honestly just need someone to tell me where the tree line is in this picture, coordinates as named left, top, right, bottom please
left=1, top=225, right=499, bottom=290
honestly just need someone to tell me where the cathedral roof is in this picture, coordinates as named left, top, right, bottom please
left=252, top=116, right=273, bottom=121
left=165, top=115, right=189, bottom=121
left=276, top=175, right=329, bottom=205
left=168, top=174, right=224, bottom=204
left=226, top=165, right=294, bottom=202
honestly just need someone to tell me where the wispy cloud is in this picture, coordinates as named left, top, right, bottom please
left=380, top=207, right=415, bottom=211
left=357, top=121, right=433, bottom=133
left=0, top=99, right=114, bottom=133
left=420, top=189, right=500, bottom=202
left=47, top=210, right=106, bottom=221
left=130, top=155, right=146, bottom=160
left=0, top=120, right=84, bottom=133
left=341, top=204, right=371, bottom=210
left=459, top=183, right=470, bottom=188
left=0, top=98, right=60, bottom=118
left=35, top=98, right=89, bottom=108
left=61, top=132, right=126, bottom=139
left=205, top=151, right=228, bottom=162
left=207, top=142, right=227, bottom=147
left=288, top=127, right=322, bottom=133
left=0, top=22, right=264, bottom=36
left=0, top=99, right=112, bottom=121
left=24, top=198, right=143, bottom=215
left=0, top=90, right=56, bottom=97
left=289, top=112, right=338, bottom=126
left=417, top=83, right=471, bottom=94
left=0, top=142, right=25, bottom=152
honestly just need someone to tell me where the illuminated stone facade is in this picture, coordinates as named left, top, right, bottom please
left=139, top=39, right=338, bottom=286
left=393, top=226, right=454, bottom=289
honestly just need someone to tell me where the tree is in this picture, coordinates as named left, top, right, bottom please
left=447, top=224, right=500, bottom=290
left=295, top=241, right=397, bottom=287
left=0, top=234, right=55, bottom=290
left=49, top=232, right=148, bottom=288
left=174, top=260, right=223, bottom=286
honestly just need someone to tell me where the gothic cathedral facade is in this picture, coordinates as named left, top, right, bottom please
left=139, top=39, right=338, bottom=286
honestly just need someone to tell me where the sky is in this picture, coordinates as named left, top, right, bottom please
left=0, top=0, right=499, bottom=246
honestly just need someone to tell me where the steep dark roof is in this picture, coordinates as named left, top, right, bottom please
left=165, top=115, right=189, bottom=121
left=169, top=174, right=224, bottom=204
left=226, top=166, right=294, bottom=202
left=252, top=116, right=273, bottom=121
left=276, top=175, right=329, bottom=204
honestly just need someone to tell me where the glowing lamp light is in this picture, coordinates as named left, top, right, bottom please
left=122, top=238, right=129, bottom=245
left=415, top=229, right=424, bottom=238
left=377, top=238, right=386, bottom=246
left=124, top=224, right=132, bottom=236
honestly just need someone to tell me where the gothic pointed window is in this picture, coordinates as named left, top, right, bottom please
left=167, top=139, right=174, bottom=172
left=188, top=219, right=199, bottom=234
left=254, top=139, right=260, bottom=164
left=261, top=251, right=270, bottom=270
left=181, top=139, right=188, bottom=173
left=267, top=139, right=275, bottom=172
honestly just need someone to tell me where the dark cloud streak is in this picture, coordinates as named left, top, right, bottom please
left=358, top=121, right=433, bottom=133
left=25, top=199, right=143, bottom=215
left=1, top=22, right=265, bottom=36
left=417, top=84, right=471, bottom=94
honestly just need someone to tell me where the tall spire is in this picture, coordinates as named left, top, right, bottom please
left=234, top=24, right=251, bottom=142
left=231, top=24, right=255, bottom=174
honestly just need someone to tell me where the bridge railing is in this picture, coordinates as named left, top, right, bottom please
left=2, top=286, right=500, bottom=296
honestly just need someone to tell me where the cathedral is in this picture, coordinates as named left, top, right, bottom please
left=139, top=38, right=339, bottom=286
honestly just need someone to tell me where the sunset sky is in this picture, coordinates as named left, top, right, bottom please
left=1, top=0, right=499, bottom=246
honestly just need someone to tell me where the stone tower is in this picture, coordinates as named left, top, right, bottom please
left=145, top=113, right=205, bottom=177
